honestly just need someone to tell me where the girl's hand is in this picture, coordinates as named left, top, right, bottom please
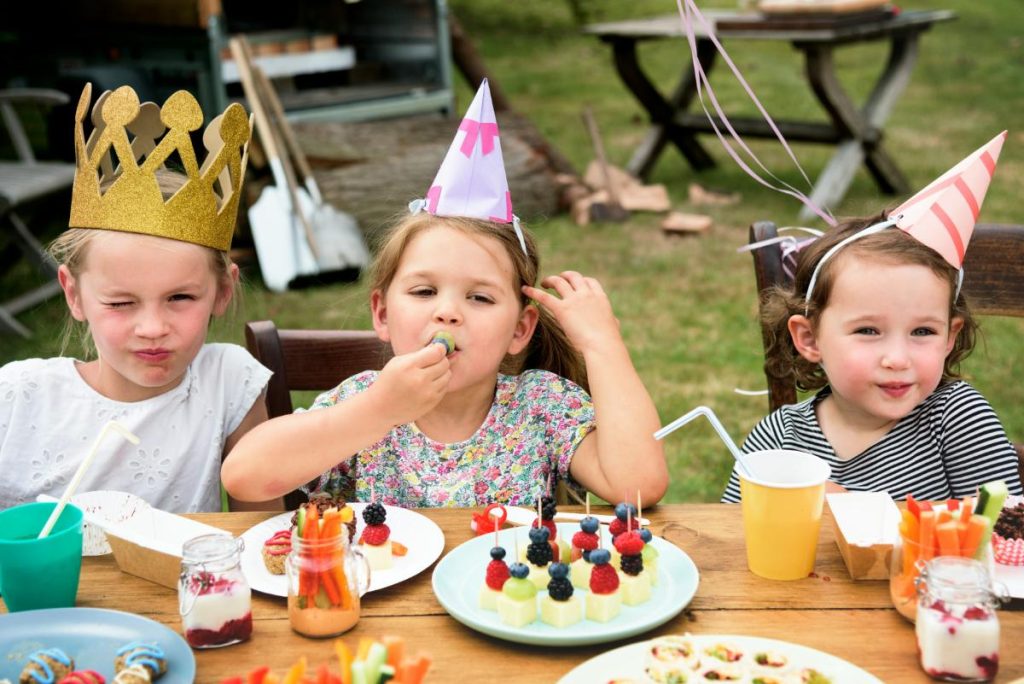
left=371, top=343, right=451, bottom=426
left=523, top=271, right=621, bottom=356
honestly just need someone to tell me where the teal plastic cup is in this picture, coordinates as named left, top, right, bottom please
left=0, top=502, right=84, bottom=612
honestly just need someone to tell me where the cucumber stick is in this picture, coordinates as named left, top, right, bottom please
left=974, top=480, right=1008, bottom=555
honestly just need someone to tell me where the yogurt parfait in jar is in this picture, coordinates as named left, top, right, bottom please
left=179, top=534, right=253, bottom=648
left=915, top=556, right=1005, bottom=682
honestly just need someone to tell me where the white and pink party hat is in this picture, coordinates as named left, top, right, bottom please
left=892, top=131, right=1006, bottom=269
left=804, top=131, right=1007, bottom=305
left=413, top=79, right=526, bottom=251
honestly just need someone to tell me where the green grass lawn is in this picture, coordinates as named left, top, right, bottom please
left=3, top=0, right=1022, bottom=502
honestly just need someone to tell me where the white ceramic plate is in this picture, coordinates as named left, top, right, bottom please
left=558, top=634, right=884, bottom=683
left=239, top=503, right=445, bottom=596
left=431, top=524, right=698, bottom=646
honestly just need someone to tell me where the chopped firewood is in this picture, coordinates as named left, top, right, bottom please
left=661, top=212, right=712, bottom=235
left=688, top=182, right=741, bottom=207
left=583, top=161, right=637, bottom=194
left=618, top=183, right=670, bottom=212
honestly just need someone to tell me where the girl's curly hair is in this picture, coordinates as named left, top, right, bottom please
left=761, top=212, right=977, bottom=393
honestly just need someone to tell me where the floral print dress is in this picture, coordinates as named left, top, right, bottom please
left=302, top=370, right=595, bottom=507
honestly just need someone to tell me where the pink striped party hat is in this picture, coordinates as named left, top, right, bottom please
left=803, top=132, right=1007, bottom=306
left=892, top=131, right=1006, bottom=268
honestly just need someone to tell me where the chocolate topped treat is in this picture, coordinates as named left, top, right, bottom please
left=290, top=492, right=357, bottom=543
left=994, top=502, right=1024, bottom=540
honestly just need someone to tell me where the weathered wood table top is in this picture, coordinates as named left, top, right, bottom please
left=11, top=504, right=1022, bottom=682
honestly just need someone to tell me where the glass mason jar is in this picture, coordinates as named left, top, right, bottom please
left=286, top=527, right=370, bottom=637
left=179, top=534, right=253, bottom=648
left=915, top=556, right=1003, bottom=682
left=890, top=534, right=996, bottom=623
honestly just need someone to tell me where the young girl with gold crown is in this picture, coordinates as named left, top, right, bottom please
left=222, top=80, right=668, bottom=507
left=0, top=84, right=273, bottom=512
left=722, top=133, right=1023, bottom=502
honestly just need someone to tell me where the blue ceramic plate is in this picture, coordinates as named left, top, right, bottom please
left=0, top=607, right=195, bottom=682
left=431, top=525, right=699, bottom=646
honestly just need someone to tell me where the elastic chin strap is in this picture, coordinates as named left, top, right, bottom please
left=803, top=217, right=898, bottom=315
left=408, top=199, right=529, bottom=256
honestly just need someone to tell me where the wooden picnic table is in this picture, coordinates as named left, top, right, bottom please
left=14, top=504, right=1023, bottom=682
left=584, top=9, right=955, bottom=220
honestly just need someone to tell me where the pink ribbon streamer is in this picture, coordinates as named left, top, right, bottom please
left=675, top=0, right=837, bottom=227
left=458, top=119, right=499, bottom=158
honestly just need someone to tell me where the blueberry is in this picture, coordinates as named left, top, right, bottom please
left=614, top=502, right=638, bottom=521
left=589, top=548, right=611, bottom=565
left=528, top=525, right=550, bottom=543
left=580, top=516, right=599, bottom=534
left=639, top=528, right=653, bottom=543
left=509, top=562, right=530, bottom=579
left=490, top=546, right=507, bottom=560
left=548, top=562, right=569, bottom=579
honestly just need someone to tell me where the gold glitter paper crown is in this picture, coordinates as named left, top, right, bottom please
left=69, top=83, right=252, bottom=252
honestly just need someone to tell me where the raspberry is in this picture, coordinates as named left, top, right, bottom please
left=589, top=564, right=620, bottom=594
left=360, top=523, right=390, bottom=545
left=547, top=576, right=574, bottom=601
left=963, top=606, right=990, bottom=621
left=362, top=502, right=387, bottom=526
left=620, top=554, right=644, bottom=576
left=485, top=559, right=510, bottom=590
left=609, top=517, right=639, bottom=538
left=527, top=540, right=553, bottom=566
left=572, top=531, right=599, bottom=551
left=614, top=531, right=644, bottom=555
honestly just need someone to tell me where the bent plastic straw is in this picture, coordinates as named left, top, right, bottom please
left=653, top=405, right=756, bottom=478
left=37, top=420, right=140, bottom=539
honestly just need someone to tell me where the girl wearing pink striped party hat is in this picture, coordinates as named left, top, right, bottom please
left=722, top=132, right=1022, bottom=503
left=225, top=80, right=667, bottom=508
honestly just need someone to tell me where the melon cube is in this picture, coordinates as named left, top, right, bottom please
left=478, top=584, right=502, bottom=611
left=496, top=593, right=536, bottom=627
left=618, top=571, right=651, bottom=606
left=527, top=563, right=550, bottom=590
left=570, top=558, right=592, bottom=590
left=585, top=590, right=621, bottom=623
left=539, top=594, right=583, bottom=628
left=361, top=540, right=393, bottom=570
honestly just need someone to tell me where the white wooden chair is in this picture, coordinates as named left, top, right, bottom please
left=0, top=88, right=75, bottom=337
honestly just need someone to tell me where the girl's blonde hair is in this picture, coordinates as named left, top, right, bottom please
left=48, top=170, right=236, bottom=357
left=369, top=212, right=589, bottom=391
left=761, top=212, right=977, bottom=392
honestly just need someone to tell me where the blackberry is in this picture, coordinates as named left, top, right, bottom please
left=526, top=541, right=553, bottom=566
left=541, top=495, right=557, bottom=520
left=620, top=554, right=644, bottom=576
left=547, top=577, right=574, bottom=601
left=362, top=502, right=387, bottom=525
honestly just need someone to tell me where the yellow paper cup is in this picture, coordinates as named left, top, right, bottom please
left=740, top=449, right=831, bottom=580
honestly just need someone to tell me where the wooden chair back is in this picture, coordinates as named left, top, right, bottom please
left=245, top=320, right=392, bottom=508
left=747, top=221, right=1024, bottom=482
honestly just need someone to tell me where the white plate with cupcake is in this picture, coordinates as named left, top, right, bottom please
left=239, top=502, right=445, bottom=596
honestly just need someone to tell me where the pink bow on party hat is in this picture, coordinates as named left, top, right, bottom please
left=424, top=79, right=514, bottom=225
left=893, top=131, right=1006, bottom=268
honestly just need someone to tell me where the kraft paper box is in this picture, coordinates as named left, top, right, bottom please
left=827, top=492, right=901, bottom=580
left=100, top=506, right=230, bottom=589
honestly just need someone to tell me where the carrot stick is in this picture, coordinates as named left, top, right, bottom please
left=381, top=635, right=405, bottom=671
left=900, top=510, right=919, bottom=542
left=901, top=533, right=919, bottom=576
left=959, top=496, right=973, bottom=525
left=333, top=640, right=353, bottom=684
left=936, top=521, right=960, bottom=556
left=919, top=510, right=937, bottom=561
left=303, top=507, right=321, bottom=600
left=960, top=514, right=989, bottom=559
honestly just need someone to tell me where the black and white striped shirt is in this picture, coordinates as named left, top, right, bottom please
left=722, top=381, right=1023, bottom=503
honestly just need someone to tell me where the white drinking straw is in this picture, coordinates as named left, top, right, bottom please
left=37, top=420, right=140, bottom=539
left=653, top=405, right=756, bottom=478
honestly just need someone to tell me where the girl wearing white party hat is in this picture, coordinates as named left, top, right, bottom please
left=723, top=132, right=1022, bottom=502
left=224, top=80, right=668, bottom=508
